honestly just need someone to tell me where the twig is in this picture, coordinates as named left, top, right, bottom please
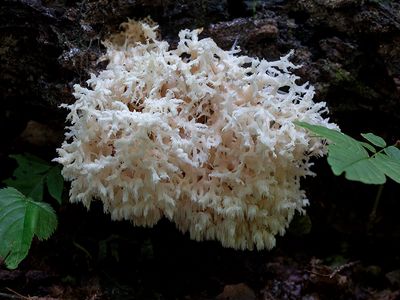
left=0, top=292, right=22, bottom=299
left=328, top=261, right=360, bottom=279
left=5, top=288, right=30, bottom=300
left=306, top=260, right=360, bottom=278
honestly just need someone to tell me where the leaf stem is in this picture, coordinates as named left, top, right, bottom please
left=369, top=184, right=384, bottom=225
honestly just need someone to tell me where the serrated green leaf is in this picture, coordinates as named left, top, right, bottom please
left=371, top=153, right=400, bottom=184
left=0, top=187, right=57, bottom=269
left=10, top=154, right=52, bottom=173
left=4, top=154, right=64, bottom=203
left=361, top=133, right=387, bottom=148
left=3, top=174, right=44, bottom=201
left=46, top=166, right=64, bottom=204
left=30, top=201, right=57, bottom=240
left=384, top=146, right=400, bottom=161
left=3, top=154, right=51, bottom=200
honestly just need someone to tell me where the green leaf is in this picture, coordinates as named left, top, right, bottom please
left=360, top=142, right=376, bottom=153
left=371, top=153, right=400, bottom=184
left=361, top=133, right=387, bottom=148
left=295, top=121, right=397, bottom=185
left=342, top=157, right=386, bottom=184
left=294, top=121, right=352, bottom=145
left=3, top=155, right=50, bottom=200
left=46, top=166, right=64, bottom=204
left=3, top=154, right=64, bottom=203
left=384, top=146, right=400, bottom=161
left=0, top=187, right=57, bottom=269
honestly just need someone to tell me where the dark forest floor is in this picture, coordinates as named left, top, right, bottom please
left=1, top=198, right=400, bottom=300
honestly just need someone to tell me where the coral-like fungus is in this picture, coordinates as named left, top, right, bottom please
left=56, top=20, right=337, bottom=250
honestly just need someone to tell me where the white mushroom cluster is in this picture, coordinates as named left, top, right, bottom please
left=56, top=20, right=337, bottom=250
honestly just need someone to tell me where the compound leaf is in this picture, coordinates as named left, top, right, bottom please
left=343, top=158, right=386, bottom=184
left=359, top=142, right=376, bottom=153
left=385, top=146, right=400, bottom=160
left=0, top=187, right=57, bottom=269
left=371, top=153, right=400, bottom=184
left=361, top=133, right=387, bottom=148
left=3, top=154, right=51, bottom=200
left=3, top=154, right=64, bottom=203
left=295, top=122, right=399, bottom=185
left=46, top=166, right=64, bottom=204
left=294, top=121, right=352, bottom=145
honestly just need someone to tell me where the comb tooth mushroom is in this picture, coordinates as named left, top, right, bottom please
left=55, top=20, right=338, bottom=250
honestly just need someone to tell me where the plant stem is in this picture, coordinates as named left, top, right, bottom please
left=369, top=184, right=384, bottom=225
